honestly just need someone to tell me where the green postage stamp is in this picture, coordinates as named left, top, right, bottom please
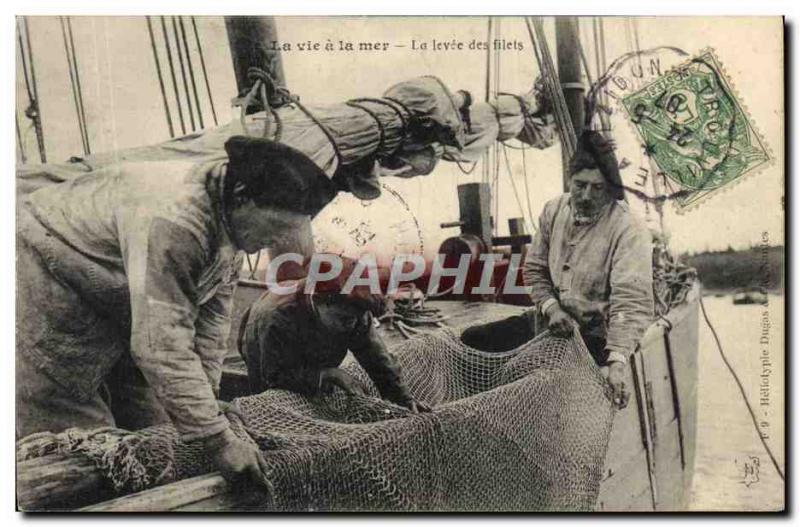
left=621, top=49, right=772, bottom=210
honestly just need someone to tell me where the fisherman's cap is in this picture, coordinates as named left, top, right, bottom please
left=225, top=135, right=338, bottom=217
left=570, top=130, right=625, bottom=201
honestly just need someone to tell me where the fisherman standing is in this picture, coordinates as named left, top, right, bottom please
left=238, top=259, right=430, bottom=414
left=16, top=136, right=336, bottom=485
left=522, top=131, right=655, bottom=408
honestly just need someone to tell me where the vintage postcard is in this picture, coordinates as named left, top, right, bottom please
left=14, top=16, right=784, bottom=512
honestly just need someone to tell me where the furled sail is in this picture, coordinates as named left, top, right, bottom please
left=17, top=75, right=555, bottom=202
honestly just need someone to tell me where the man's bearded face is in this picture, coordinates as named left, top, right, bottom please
left=569, top=168, right=612, bottom=221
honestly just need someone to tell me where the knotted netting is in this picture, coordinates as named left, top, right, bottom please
left=18, top=329, right=616, bottom=511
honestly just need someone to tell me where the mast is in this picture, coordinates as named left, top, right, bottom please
left=225, top=16, right=285, bottom=97
left=554, top=17, right=584, bottom=190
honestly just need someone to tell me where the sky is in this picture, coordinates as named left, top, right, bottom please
left=15, top=16, right=784, bottom=255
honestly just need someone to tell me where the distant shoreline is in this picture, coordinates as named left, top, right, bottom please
left=701, top=288, right=784, bottom=297
left=682, top=245, right=784, bottom=294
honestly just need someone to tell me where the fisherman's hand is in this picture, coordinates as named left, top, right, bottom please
left=204, top=428, right=271, bottom=489
left=600, top=361, right=630, bottom=410
left=546, top=304, right=577, bottom=338
left=217, top=400, right=246, bottom=423
left=560, top=297, right=606, bottom=327
left=319, top=367, right=367, bottom=397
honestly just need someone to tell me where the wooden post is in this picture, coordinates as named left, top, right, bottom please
left=225, top=17, right=286, bottom=96
left=554, top=16, right=584, bottom=191
left=507, top=217, right=528, bottom=255
left=457, top=183, right=493, bottom=250
left=16, top=454, right=110, bottom=510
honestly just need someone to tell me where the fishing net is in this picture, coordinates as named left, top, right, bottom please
left=18, top=329, right=616, bottom=512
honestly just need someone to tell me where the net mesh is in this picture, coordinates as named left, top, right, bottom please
left=19, top=329, right=616, bottom=512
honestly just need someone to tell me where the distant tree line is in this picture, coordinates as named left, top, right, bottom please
left=680, top=245, right=784, bottom=292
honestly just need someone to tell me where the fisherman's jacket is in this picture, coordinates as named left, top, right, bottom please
left=18, top=159, right=241, bottom=441
left=522, top=194, right=655, bottom=359
left=239, top=292, right=413, bottom=406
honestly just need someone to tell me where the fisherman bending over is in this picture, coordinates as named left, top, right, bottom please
left=238, top=260, right=430, bottom=414
left=522, top=130, right=655, bottom=408
left=16, top=136, right=336, bottom=486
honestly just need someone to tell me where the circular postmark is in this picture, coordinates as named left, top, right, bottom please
left=619, top=50, right=771, bottom=208
left=311, top=182, right=424, bottom=265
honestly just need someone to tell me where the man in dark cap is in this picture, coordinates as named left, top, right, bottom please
left=16, top=136, right=336, bottom=486
left=522, top=130, right=654, bottom=409
left=238, top=257, right=430, bottom=414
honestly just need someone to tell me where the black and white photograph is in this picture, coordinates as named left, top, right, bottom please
left=12, top=14, right=785, bottom=512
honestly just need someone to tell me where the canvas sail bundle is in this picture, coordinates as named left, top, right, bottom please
left=16, top=75, right=554, bottom=201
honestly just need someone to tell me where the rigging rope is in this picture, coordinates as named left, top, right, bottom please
left=67, top=17, right=90, bottom=154
left=18, top=17, right=46, bottom=163
left=146, top=16, right=175, bottom=138
left=699, top=296, right=785, bottom=481
left=179, top=16, right=204, bottom=129
left=590, top=18, right=611, bottom=136
left=160, top=16, right=186, bottom=135
left=483, top=17, right=492, bottom=188
left=574, top=19, right=594, bottom=88
left=500, top=144, right=531, bottom=232
left=171, top=16, right=196, bottom=131
left=191, top=17, right=218, bottom=126
left=60, top=16, right=91, bottom=155
left=15, top=112, right=27, bottom=163
left=525, top=17, right=575, bottom=161
left=493, top=17, right=502, bottom=236
left=245, top=251, right=262, bottom=281
left=534, top=18, right=577, bottom=156
left=520, top=144, right=536, bottom=232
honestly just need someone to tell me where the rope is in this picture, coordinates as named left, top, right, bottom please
left=537, top=19, right=577, bottom=152
left=171, top=16, right=196, bottom=131
left=525, top=17, right=575, bottom=161
left=520, top=144, right=535, bottom=231
left=18, top=17, right=46, bottom=163
left=501, top=144, right=531, bottom=232
left=179, top=16, right=204, bottom=129
left=247, top=67, right=342, bottom=169
left=245, top=251, right=262, bottom=281
left=455, top=160, right=479, bottom=175
left=345, top=100, right=387, bottom=157
left=698, top=296, right=785, bottom=481
left=352, top=98, right=409, bottom=137
left=533, top=18, right=577, bottom=156
left=592, top=18, right=602, bottom=85
left=484, top=17, right=492, bottom=103
left=160, top=16, right=186, bottom=135
left=574, top=19, right=594, bottom=88
left=590, top=18, right=611, bottom=137
left=146, top=16, right=175, bottom=137
left=191, top=17, right=218, bottom=126
left=17, top=20, right=34, bottom=105
left=16, top=112, right=27, bottom=163
left=60, top=17, right=91, bottom=155
left=483, top=17, right=493, bottom=188
left=67, top=17, right=90, bottom=154
left=496, top=91, right=533, bottom=153
left=493, top=20, right=502, bottom=235
left=349, top=97, right=410, bottom=157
